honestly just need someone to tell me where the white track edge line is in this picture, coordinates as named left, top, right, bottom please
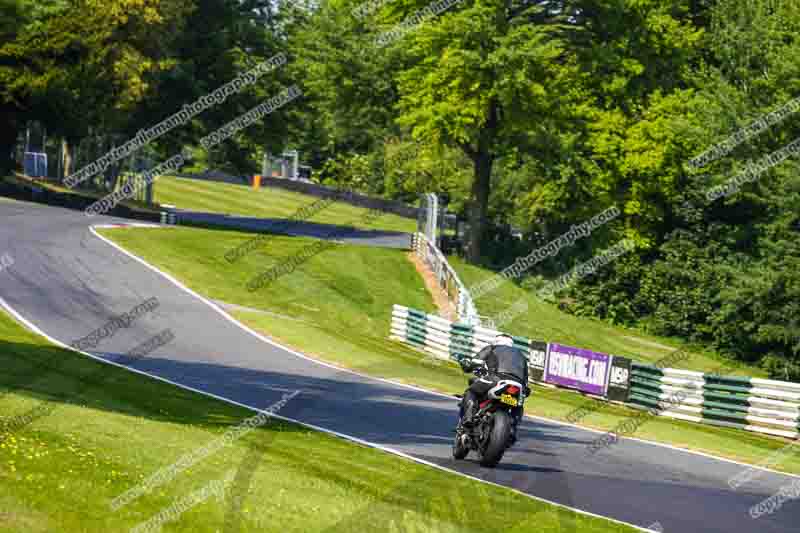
left=0, top=293, right=650, bottom=532
left=87, top=227, right=462, bottom=397
left=88, top=225, right=800, bottom=483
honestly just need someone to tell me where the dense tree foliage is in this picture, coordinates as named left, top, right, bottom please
left=0, top=0, right=292, bottom=178
left=561, top=0, right=800, bottom=378
left=2, top=0, right=799, bottom=377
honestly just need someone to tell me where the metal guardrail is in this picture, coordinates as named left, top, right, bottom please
left=412, top=232, right=480, bottom=326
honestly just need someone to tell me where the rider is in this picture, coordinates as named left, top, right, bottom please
left=459, top=333, right=531, bottom=430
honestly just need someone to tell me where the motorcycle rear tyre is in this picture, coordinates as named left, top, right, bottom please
left=479, top=410, right=511, bottom=467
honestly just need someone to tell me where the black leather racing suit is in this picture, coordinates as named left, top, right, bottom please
left=459, top=344, right=529, bottom=427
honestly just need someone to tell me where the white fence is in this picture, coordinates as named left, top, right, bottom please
left=411, top=232, right=480, bottom=326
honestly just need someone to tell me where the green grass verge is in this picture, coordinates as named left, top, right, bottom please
left=449, top=257, right=767, bottom=377
left=154, top=175, right=417, bottom=234
left=96, top=226, right=800, bottom=476
left=0, top=304, right=631, bottom=532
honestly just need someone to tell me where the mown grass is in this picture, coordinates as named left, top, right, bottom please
left=449, top=256, right=767, bottom=377
left=97, top=226, right=800, bottom=475
left=155, top=175, right=418, bottom=234
left=0, top=305, right=631, bottom=532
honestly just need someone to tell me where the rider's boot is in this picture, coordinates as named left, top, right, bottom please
left=461, top=397, right=478, bottom=428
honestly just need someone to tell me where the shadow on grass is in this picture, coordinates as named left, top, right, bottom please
left=2, top=336, right=793, bottom=533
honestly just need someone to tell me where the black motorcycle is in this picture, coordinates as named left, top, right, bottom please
left=452, top=362, right=525, bottom=467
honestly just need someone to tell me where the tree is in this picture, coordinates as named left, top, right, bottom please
left=0, top=0, right=191, bottom=177
left=289, top=0, right=401, bottom=167
left=392, top=0, right=576, bottom=262
left=0, top=0, right=42, bottom=174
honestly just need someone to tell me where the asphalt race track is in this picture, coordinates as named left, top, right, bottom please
left=1, top=199, right=798, bottom=533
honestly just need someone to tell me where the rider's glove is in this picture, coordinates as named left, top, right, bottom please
left=460, top=357, right=483, bottom=373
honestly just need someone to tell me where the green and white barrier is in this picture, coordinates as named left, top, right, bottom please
left=391, top=304, right=800, bottom=440
left=629, top=364, right=800, bottom=439
left=160, top=211, right=178, bottom=225
left=390, top=304, right=538, bottom=365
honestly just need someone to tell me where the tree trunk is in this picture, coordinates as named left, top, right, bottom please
left=466, top=98, right=499, bottom=264
left=61, top=138, right=73, bottom=183
left=0, top=107, right=19, bottom=176
left=467, top=151, right=492, bottom=263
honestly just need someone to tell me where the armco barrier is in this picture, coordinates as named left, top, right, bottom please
left=1, top=175, right=161, bottom=223
left=391, top=305, right=800, bottom=440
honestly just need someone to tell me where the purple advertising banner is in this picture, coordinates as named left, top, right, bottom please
left=544, top=343, right=612, bottom=397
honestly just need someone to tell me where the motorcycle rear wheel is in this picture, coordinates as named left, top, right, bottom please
left=478, top=410, right=511, bottom=467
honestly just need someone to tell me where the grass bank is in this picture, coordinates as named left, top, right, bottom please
left=449, top=256, right=767, bottom=377
left=0, top=304, right=628, bottom=532
left=155, top=176, right=417, bottom=234
left=97, top=226, right=800, bottom=475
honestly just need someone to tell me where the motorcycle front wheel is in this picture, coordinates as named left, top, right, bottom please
left=478, top=409, right=512, bottom=467
left=452, top=430, right=470, bottom=460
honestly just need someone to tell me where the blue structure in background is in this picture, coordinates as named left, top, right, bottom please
left=23, top=152, right=48, bottom=178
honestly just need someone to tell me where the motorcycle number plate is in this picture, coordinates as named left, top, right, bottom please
left=500, top=394, right=518, bottom=406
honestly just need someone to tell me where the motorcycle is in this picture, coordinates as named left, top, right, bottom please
left=452, top=360, right=525, bottom=467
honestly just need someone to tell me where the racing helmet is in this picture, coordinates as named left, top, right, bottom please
left=494, top=333, right=514, bottom=347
